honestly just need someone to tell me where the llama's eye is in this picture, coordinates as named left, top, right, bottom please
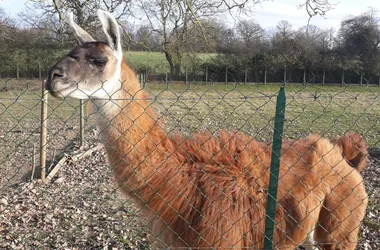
left=68, top=54, right=79, bottom=60
left=90, top=58, right=107, bottom=67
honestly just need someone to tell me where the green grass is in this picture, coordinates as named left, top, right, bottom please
left=140, top=83, right=380, bottom=147
left=124, top=51, right=169, bottom=72
left=1, top=81, right=380, bottom=147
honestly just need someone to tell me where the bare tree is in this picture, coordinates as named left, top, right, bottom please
left=20, top=0, right=132, bottom=45
left=0, top=7, right=15, bottom=44
left=298, top=0, right=337, bottom=21
left=236, top=19, right=264, bottom=46
left=337, top=9, right=380, bottom=76
left=18, top=0, right=336, bottom=78
left=138, top=0, right=264, bottom=78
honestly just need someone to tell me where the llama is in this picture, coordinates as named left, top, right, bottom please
left=46, top=10, right=368, bottom=249
left=330, top=133, right=369, bottom=173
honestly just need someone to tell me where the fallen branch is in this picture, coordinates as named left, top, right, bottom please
left=46, top=143, right=104, bottom=181
left=71, top=144, right=104, bottom=163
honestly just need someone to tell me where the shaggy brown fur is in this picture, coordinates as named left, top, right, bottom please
left=46, top=11, right=368, bottom=248
left=98, top=63, right=368, bottom=249
left=330, top=133, right=369, bottom=173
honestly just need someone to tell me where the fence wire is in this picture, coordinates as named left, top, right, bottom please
left=0, top=80, right=379, bottom=249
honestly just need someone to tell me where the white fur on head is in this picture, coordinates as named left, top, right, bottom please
left=97, top=10, right=122, bottom=59
left=66, top=12, right=95, bottom=44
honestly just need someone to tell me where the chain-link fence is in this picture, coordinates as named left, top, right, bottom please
left=0, top=77, right=379, bottom=249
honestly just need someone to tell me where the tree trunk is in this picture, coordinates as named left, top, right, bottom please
left=244, top=68, right=248, bottom=84
left=264, top=66, right=267, bottom=85
left=283, top=65, right=287, bottom=85
left=162, top=46, right=181, bottom=81
left=322, top=69, right=326, bottom=86
left=341, top=70, right=345, bottom=86
left=174, top=64, right=181, bottom=80
left=164, top=51, right=174, bottom=81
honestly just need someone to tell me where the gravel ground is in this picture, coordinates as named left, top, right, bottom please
left=0, top=131, right=378, bottom=249
left=0, top=140, right=150, bottom=249
left=359, top=151, right=380, bottom=250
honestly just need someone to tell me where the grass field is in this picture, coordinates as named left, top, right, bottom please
left=124, top=51, right=217, bottom=73
left=1, top=79, right=380, bottom=146
left=0, top=78, right=379, bottom=248
left=1, top=50, right=217, bottom=78
left=1, top=79, right=380, bottom=186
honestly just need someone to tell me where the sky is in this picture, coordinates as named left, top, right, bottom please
left=0, top=0, right=379, bottom=31
left=250, top=0, right=380, bottom=30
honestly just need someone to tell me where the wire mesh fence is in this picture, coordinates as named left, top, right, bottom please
left=0, top=77, right=379, bottom=249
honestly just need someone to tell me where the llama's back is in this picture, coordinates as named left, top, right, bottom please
left=330, top=133, right=369, bottom=172
left=144, top=131, right=367, bottom=248
left=160, top=130, right=288, bottom=247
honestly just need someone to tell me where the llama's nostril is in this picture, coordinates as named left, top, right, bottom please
left=50, top=68, right=65, bottom=80
left=53, top=72, right=64, bottom=79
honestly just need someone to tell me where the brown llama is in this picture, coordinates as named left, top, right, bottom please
left=46, top=10, right=368, bottom=249
left=330, top=133, right=369, bottom=173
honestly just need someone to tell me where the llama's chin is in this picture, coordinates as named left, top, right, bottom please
left=48, top=90, right=64, bottom=99
left=48, top=87, right=89, bottom=100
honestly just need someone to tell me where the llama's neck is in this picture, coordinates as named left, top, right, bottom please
left=92, top=63, right=168, bottom=190
left=93, top=63, right=163, bottom=139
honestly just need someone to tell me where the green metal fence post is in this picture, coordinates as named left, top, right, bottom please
left=263, top=86, right=286, bottom=249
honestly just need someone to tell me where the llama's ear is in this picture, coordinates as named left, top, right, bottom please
left=97, top=10, right=122, bottom=56
left=66, top=12, right=95, bottom=45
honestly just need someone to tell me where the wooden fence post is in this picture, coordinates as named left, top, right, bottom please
left=80, top=100, right=85, bottom=147
left=225, top=67, right=228, bottom=84
left=40, top=80, right=48, bottom=182
left=31, top=144, right=36, bottom=181
left=205, top=66, right=208, bottom=84
left=185, top=67, right=188, bottom=84
left=360, top=73, right=363, bottom=86
left=244, top=68, right=248, bottom=84
left=303, top=69, right=306, bottom=86
left=39, top=61, right=42, bottom=79
left=322, top=69, right=326, bottom=86
left=264, top=66, right=267, bottom=84
left=16, top=63, right=20, bottom=79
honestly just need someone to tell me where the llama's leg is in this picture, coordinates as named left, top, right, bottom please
left=314, top=171, right=367, bottom=250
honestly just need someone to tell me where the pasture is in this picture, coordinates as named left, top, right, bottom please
left=1, top=50, right=217, bottom=78
left=124, top=51, right=217, bottom=73
left=0, top=78, right=379, bottom=248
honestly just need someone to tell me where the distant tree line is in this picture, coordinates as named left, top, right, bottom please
left=0, top=1, right=379, bottom=84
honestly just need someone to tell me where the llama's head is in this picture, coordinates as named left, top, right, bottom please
left=46, top=10, right=122, bottom=99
